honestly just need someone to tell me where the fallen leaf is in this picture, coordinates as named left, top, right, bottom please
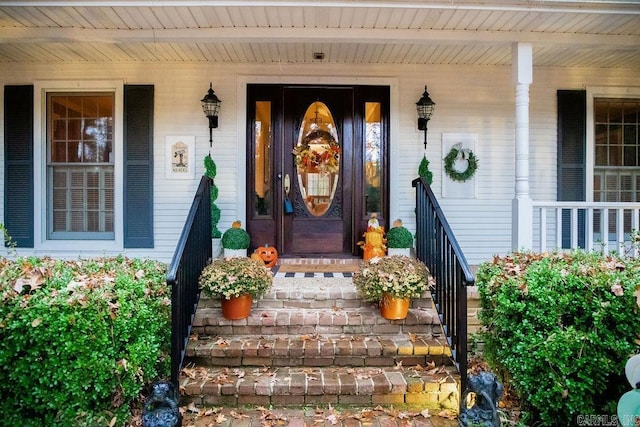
left=326, top=414, right=339, bottom=425
left=420, top=409, right=431, bottom=418
left=394, top=361, right=403, bottom=370
left=117, top=358, right=128, bottom=371
left=186, top=402, right=200, bottom=414
left=215, top=413, right=227, bottom=423
left=181, top=367, right=197, bottom=379
left=31, top=318, right=42, bottom=327
left=13, top=278, right=30, bottom=293
left=214, top=337, right=228, bottom=346
left=437, top=409, right=457, bottom=420
left=230, top=410, right=249, bottom=419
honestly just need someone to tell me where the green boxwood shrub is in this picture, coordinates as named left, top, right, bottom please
left=386, top=226, right=414, bottom=248
left=0, top=256, right=170, bottom=426
left=477, top=251, right=640, bottom=426
left=222, top=226, right=250, bottom=249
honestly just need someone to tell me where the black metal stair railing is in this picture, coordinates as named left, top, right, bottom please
left=166, top=176, right=212, bottom=386
left=412, top=177, right=475, bottom=392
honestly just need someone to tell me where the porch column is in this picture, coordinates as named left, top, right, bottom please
left=511, top=43, right=533, bottom=250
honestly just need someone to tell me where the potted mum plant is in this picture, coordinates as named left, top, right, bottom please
left=198, top=256, right=273, bottom=319
left=352, top=255, right=432, bottom=320
left=386, top=219, right=413, bottom=257
left=221, top=220, right=250, bottom=258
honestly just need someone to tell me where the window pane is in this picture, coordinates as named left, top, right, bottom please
left=67, top=141, right=82, bottom=163
left=254, top=101, right=272, bottom=217
left=68, top=119, right=82, bottom=140
left=624, top=146, right=636, bottom=166
left=365, top=102, right=382, bottom=215
left=52, top=141, right=67, bottom=162
left=83, top=141, right=98, bottom=162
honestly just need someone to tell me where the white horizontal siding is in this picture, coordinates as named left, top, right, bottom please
left=0, top=61, right=639, bottom=265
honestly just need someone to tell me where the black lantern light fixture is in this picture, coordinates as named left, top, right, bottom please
left=201, top=82, right=221, bottom=145
left=416, top=85, right=435, bottom=149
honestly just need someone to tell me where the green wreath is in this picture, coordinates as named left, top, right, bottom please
left=444, top=145, right=478, bottom=182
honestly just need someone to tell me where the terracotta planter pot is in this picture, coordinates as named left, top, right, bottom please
left=379, top=293, right=410, bottom=320
left=221, top=294, right=253, bottom=320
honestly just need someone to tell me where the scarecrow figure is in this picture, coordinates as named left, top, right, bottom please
left=358, top=213, right=386, bottom=260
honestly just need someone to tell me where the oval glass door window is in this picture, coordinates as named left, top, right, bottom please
left=292, top=101, right=341, bottom=216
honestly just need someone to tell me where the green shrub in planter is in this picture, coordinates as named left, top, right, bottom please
left=0, top=256, right=170, bottom=426
left=205, top=154, right=222, bottom=239
left=477, top=251, right=640, bottom=426
left=222, top=223, right=251, bottom=249
left=386, top=226, right=414, bottom=248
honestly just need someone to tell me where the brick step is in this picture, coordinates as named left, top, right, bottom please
left=197, top=289, right=433, bottom=310
left=185, top=334, right=453, bottom=368
left=191, top=306, right=440, bottom=337
left=179, top=365, right=460, bottom=411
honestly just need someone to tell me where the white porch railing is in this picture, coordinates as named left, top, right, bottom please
left=531, top=202, right=640, bottom=257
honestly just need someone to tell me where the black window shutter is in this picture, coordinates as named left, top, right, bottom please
left=124, top=85, right=154, bottom=248
left=557, top=90, right=586, bottom=248
left=4, top=85, right=34, bottom=248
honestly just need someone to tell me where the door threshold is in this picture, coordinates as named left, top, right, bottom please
left=277, top=255, right=361, bottom=265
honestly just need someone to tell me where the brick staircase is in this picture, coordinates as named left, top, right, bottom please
left=180, top=260, right=460, bottom=413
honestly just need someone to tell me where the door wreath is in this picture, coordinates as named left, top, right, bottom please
left=444, top=144, right=478, bottom=182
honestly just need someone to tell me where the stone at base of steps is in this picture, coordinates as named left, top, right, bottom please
left=180, top=405, right=458, bottom=427
left=180, top=365, right=459, bottom=412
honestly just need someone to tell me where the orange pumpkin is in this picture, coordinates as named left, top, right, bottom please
left=257, top=244, right=278, bottom=268
left=392, top=218, right=403, bottom=228
left=232, top=220, right=242, bottom=228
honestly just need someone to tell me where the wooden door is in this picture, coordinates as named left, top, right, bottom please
left=246, top=84, right=389, bottom=257
left=282, top=87, right=353, bottom=255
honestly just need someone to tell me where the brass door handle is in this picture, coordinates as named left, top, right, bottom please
left=284, top=174, right=290, bottom=195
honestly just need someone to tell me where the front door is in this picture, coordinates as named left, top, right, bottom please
left=246, top=84, right=389, bottom=257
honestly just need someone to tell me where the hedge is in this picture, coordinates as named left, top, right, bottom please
left=0, top=255, right=171, bottom=426
left=477, top=251, right=640, bottom=426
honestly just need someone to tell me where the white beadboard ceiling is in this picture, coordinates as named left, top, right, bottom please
left=0, top=1, right=638, bottom=68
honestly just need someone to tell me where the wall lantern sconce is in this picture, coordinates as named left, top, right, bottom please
left=201, top=82, right=221, bottom=146
left=416, top=85, right=435, bottom=149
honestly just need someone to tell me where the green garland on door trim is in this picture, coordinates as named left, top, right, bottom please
left=444, top=145, right=478, bottom=182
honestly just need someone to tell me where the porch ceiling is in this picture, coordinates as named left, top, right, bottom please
left=0, top=1, right=638, bottom=68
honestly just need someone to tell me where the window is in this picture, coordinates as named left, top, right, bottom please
left=46, top=93, right=115, bottom=239
left=591, top=97, right=640, bottom=244
left=593, top=98, right=640, bottom=203
left=365, top=102, right=382, bottom=215
left=254, top=101, right=272, bottom=216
